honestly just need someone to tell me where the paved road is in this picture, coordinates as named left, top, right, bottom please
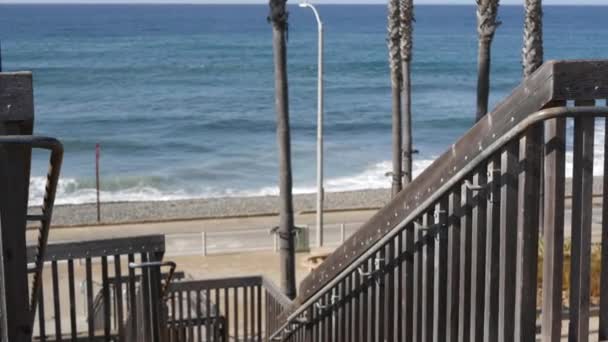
left=28, top=209, right=375, bottom=255
left=30, top=205, right=605, bottom=258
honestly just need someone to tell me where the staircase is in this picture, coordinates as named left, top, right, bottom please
left=2, top=60, right=608, bottom=342
left=268, top=60, right=608, bottom=341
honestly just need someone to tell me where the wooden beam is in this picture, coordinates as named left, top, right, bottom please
left=0, top=71, right=34, bottom=342
left=26, top=234, right=165, bottom=263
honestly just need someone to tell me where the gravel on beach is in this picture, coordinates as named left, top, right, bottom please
left=45, top=189, right=391, bottom=227
left=41, top=176, right=604, bottom=228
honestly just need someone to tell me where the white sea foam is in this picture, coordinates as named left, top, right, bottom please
left=29, top=133, right=605, bottom=207
left=27, top=158, right=436, bottom=205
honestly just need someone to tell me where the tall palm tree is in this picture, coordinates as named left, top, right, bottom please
left=268, top=0, right=296, bottom=300
left=475, top=0, right=501, bottom=122
left=522, top=0, right=543, bottom=77
left=400, top=0, right=414, bottom=186
left=388, top=0, right=402, bottom=197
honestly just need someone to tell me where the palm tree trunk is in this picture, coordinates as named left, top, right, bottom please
left=400, top=0, right=414, bottom=185
left=388, top=0, right=402, bottom=197
left=269, top=0, right=296, bottom=300
left=476, top=37, right=492, bottom=121
left=475, top=0, right=501, bottom=122
left=523, top=0, right=543, bottom=77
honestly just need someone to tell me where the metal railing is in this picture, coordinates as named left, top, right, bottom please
left=26, top=235, right=168, bottom=342
left=165, top=276, right=292, bottom=342
left=269, top=60, right=608, bottom=341
left=164, top=222, right=361, bottom=257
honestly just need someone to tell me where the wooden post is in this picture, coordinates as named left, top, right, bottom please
left=202, top=231, right=207, bottom=256
left=96, top=143, right=101, bottom=223
left=0, top=72, right=35, bottom=342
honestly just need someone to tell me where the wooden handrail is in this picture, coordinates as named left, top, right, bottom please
left=25, top=234, right=165, bottom=263
left=270, top=105, right=608, bottom=340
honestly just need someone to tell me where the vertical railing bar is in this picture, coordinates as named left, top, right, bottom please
left=386, top=239, right=395, bottom=342
left=51, top=261, right=62, bottom=342
left=195, top=290, right=201, bottom=342
left=470, top=165, right=488, bottom=342
left=38, top=277, right=46, bottom=342
left=405, top=223, right=414, bottom=342
left=342, top=278, right=348, bottom=342
left=244, top=286, right=249, bottom=341
left=424, top=209, right=435, bottom=342
left=206, top=288, right=211, bottom=342
left=446, top=189, right=461, bottom=342
left=354, top=266, right=361, bottom=342
left=223, top=287, right=229, bottom=342
left=483, top=155, right=501, bottom=342
left=362, top=260, right=368, bottom=342
left=541, top=103, right=567, bottom=342
left=458, top=180, right=472, bottom=342
left=127, top=254, right=136, bottom=341
left=86, top=258, right=94, bottom=341
left=378, top=247, right=385, bottom=342
left=434, top=198, right=449, bottom=342
left=600, top=108, right=608, bottom=342
left=151, top=252, right=164, bottom=342
left=498, top=141, right=519, bottom=342
left=346, top=273, right=352, bottom=342
left=397, top=230, right=404, bottom=341
left=336, top=280, right=343, bottom=342
left=178, top=289, right=184, bottom=341
left=250, top=286, right=255, bottom=342
left=170, top=291, right=176, bottom=342
left=514, top=124, right=543, bottom=341
left=414, top=218, right=423, bottom=342
left=232, top=287, right=238, bottom=341
left=101, top=256, right=111, bottom=342
left=257, top=285, right=262, bottom=342
left=113, top=255, right=125, bottom=340
left=369, top=256, right=375, bottom=342
left=568, top=99, right=595, bottom=342
left=215, top=287, right=220, bottom=342
left=67, top=259, right=77, bottom=341
left=186, top=290, right=192, bottom=341
left=140, top=253, right=151, bottom=342
left=328, top=290, right=334, bottom=341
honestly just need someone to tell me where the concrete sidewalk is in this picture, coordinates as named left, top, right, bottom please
left=30, top=208, right=377, bottom=244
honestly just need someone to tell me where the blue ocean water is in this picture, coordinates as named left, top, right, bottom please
left=0, top=4, right=606, bottom=204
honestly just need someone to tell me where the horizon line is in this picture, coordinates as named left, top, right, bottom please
left=1, top=2, right=606, bottom=5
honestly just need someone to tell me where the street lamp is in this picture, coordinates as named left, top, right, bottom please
left=299, top=1, right=325, bottom=248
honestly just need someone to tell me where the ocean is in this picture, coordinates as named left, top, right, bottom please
left=0, top=4, right=606, bottom=204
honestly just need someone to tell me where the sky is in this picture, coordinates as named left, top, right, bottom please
left=0, top=0, right=605, bottom=4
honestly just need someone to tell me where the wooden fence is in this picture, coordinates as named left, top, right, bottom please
left=165, top=276, right=292, bottom=342
left=26, top=235, right=167, bottom=342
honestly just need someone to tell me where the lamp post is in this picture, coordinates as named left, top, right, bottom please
left=299, top=1, right=324, bottom=248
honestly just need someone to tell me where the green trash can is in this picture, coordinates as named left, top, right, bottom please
left=294, top=226, right=310, bottom=252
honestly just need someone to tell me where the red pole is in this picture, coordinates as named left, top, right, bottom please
left=96, top=143, right=101, bottom=223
